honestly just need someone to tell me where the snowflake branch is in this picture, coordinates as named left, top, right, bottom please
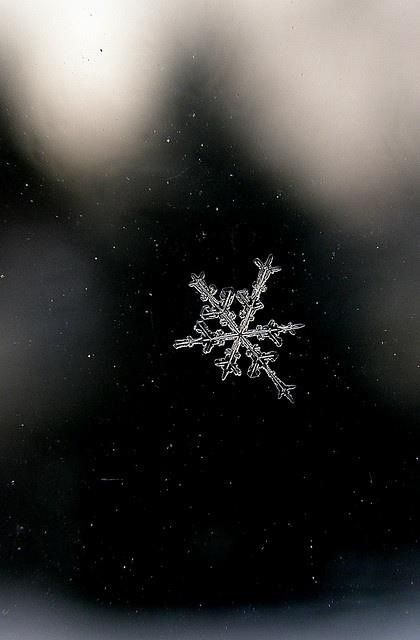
left=173, top=320, right=236, bottom=354
left=244, top=320, right=305, bottom=347
left=237, top=254, right=281, bottom=330
left=244, top=343, right=296, bottom=402
left=188, top=273, right=239, bottom=334
left=214, top=338, right=242, bottom=379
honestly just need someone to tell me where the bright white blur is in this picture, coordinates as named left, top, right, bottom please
left=221, top=0, right=420, bottom=223
left=0, top=0, right=175, bottom=175
left=1, top=0, right=420, bottom=224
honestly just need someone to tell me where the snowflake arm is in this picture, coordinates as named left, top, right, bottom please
left=188, top=273, right=236, bottom=326
left=243, top=341, right=297, bottom=402
left=188, top=273, right=240, bottom=334
left=243, top=319, right=305, bottom=348
left=237, top=254, right=281, bottom=330
left=214, top=337, right=242, bottom=379
left=173, top=320, right=236, bottom=354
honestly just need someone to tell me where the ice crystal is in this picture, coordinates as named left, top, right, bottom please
left=174, top=255, right=304, bottom=401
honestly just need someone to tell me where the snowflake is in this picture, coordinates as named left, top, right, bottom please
left=174, top=255, right=305, bottom=401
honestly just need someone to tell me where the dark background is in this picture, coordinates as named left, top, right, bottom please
left=0, top=72, right=418, bottom=613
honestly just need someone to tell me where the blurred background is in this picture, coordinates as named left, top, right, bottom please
left=0, top=1, right=418, bottom=637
